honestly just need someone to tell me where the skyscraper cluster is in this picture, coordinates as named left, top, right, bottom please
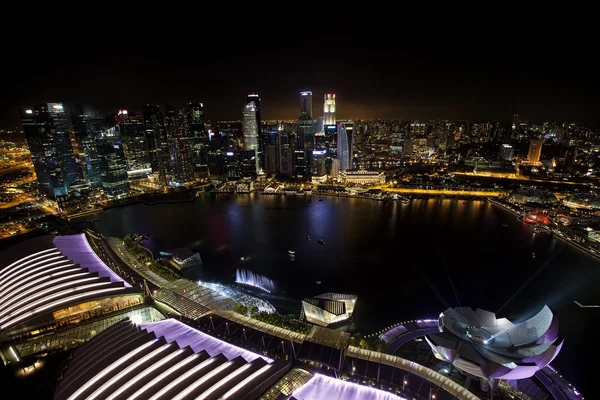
left=20, top=102, right=206, bottom=199
left=239, top=91, right=353, bottom=181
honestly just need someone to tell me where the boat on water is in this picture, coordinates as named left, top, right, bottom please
left=306, top=235, right=311, bottom=240
left=318, top=199, right=323, bottom=201
left=502, top=224, right=509, bottom=228
left=288, top=250, right=296, bottom=255
left=532, top=252, right=536, bottom=259
left=316, top=281, right=322, bottom=285
left=317, top=239, right=325, bottom=245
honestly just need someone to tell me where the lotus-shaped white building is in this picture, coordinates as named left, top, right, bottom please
left=425, top=305, right=563, bottom=380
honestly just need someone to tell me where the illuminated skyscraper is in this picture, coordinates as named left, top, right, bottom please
left=20, top=103, right=78, bottom=198
left=243, top=101, right=259, bottom=173
left=186, top=102, right=206, bottom=172
left=528, top=139, right=543, bottom=164
left=300, top=91, right=313, bottom=119
left=117, top=110, right=151, bottom=176
left=96, top=127, right=130, bottom=197
left=70, top=104, right=108, bottom=188
left=165, top=105, right=195, bottom=185
left=142, top=105, right=168, bottom=183
left=247, top=93, right=265, bottom=171
left=337, top=121, right=354, bottom=170
left=324, top=94, right=336, bottom=125
left=278, top=132, right=294, bottom=175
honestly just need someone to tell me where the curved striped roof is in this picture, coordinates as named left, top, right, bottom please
left=0, top=234, right=132, bottom=333
left=54, top=318, right=290, bottom=400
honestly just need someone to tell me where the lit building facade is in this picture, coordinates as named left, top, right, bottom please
left=117, top=110, right=151, bottom=176
left=96, top=127, right=130, bottom=197
left=528, top=139, right=543, bottom=164
left=339, top=170, right=385, bottom=185
left=247, top=93, right=265, bottom=171
left=20, top=103, right=78, bottom=198
left=278, top=132, right=294, bottom=176
left=243, top=101, right=260, bottom=173
left=165, top=105, right=195, bottom=185
left=301, top=293, right=357, bottom=327
left=142, top=105, right=168, bottom=183
left=300, top=91, right=313, bottom=119
left=499, top=143, right=514, bottom=161
left=0, top=234, right=149, bottom=362
left=186, top=102, right=207, bottom=173
left=324, top=94, right=336, bottom=125
left=70, top=104, right=107, bottom=188
left=337, top=121, right=354, bottom=170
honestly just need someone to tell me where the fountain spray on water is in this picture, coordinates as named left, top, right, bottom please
left=235, top=269, right=275, bottom=293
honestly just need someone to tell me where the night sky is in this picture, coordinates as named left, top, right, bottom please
left=1, top=17, right=597, bottom=127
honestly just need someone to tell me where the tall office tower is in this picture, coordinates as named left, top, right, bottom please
left=71, top=104, right=108, bottom=188
left=96, top=126, right=130, bottom=197
left=142, top=105, right=168, bottom=183
left=247, top=93, right=265, bottom=171
left=296, top=119, right=315, bottom=151
left=297, top=91, right=315, bottom=151
left=311, top=149, right=327, bottom=177
left=528, top=139, right=543, bottom=164
left=186, top=102, right=206, bottom=173
left=265, top=144, right=279, bottom=175
left=293, top=149, right=308, bottom=179
left=20, top=103, right=78, bottom=198
left=499, top=143, right=514, bottom=161
left=330, top=158, right=340, bottom=177
left=324, top=94, right=336, bottom=125
left=243, top=101, right=259, bottom=173
left=165, top=105, right=195, bottom=185
left=278, top=132, right=294, bottom=175
left=300, top=91, right=313, bottom=119
left=116, top=110, right=151, bottom=176
left=337, top=121, right=354, bottom=170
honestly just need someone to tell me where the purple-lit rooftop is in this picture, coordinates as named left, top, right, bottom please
left=54, top=234, right=131, bottom=287
left=292, top=374, right=406, bottom=400
left=54, top=318, right=288, bottom=400
left=140, top=318, right=272, bottom=362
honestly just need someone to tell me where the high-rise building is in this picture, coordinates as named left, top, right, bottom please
left=499, top=143, right=514, bottom=161
left=528, top=139, right=543, bottom=164
left=278, top=132, right=294, bottom=176
left=296, top=119, right=315, bottom=151
left=20, top=103, right=78, bottom=198
left=330, top=158, right=340, bottom=178
left=265, top=144, right=279, bottom=175
left=300, top=91, right=313, bottom=119
left=243, top=101, right=259, bottom=173
left=324, top=94, right=336, bottom=125
left=165, top=105, right=195, bottom=185
left=186, top=102, right=206, bottom=173
left=247, top=93, right=265, bottom=171
left=117, top=110, right=151, bottom=177
left=316, top=116, right=324, bottom=135
left=311, top=149, right=327, bottom=177
left=96, top=127, right=130, bottom=197
left=337, top=121, right=354, bottom=170
left=142, top=105, right=168, bottom=183
left=293, top=150, right=308, bottom=179
left=71, top=104, right=107, bottom=188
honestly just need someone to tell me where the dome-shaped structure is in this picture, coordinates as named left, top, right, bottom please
left=562, top=193, right=600, bottom=210
left=425, top=305, right=563, bottom=380
left=509, top=186, right=558, bottom=205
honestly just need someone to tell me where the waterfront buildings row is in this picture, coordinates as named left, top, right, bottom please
left=20, top=102, right=206, bottom=199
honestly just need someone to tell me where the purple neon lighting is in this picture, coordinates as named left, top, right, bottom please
left=54, top=234, right=131, bottom=287
left=380, top=325, right=407, bottom=342
left=292, top=374, right=406, bottom=400
left=139, top=318, right=272, bottom=362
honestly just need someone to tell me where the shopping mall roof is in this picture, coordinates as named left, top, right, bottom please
left=54, top=318, right=290, bottom=400
left=0, top=234, right=134, bottom=336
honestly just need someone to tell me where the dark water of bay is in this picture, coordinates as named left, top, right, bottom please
left=76, top=194, right=600, bottom=395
